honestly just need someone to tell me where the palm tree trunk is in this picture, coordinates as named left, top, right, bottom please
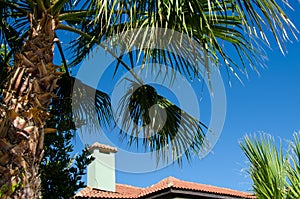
left=0, top=14, right=59, bottom=198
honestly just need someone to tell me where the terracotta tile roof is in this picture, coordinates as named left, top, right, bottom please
left=88, top=142, right=118, bottom=153
left=75, top=184, right=142, bottom=198
left=138, top=176, right=255, bottom=198
left=74, top=176, right=255, bottom=199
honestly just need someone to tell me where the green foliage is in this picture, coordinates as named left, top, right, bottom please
left=40, top=131, right=94, bottom=199
left=240, top=132, right=300, bottom=199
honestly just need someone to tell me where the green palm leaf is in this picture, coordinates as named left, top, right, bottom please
left=117, top=83, right=207, bottom=164
left=57, top=75, right=113, bottom=133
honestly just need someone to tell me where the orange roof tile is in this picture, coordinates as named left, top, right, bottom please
left=74, top=176, right=255, bottom=199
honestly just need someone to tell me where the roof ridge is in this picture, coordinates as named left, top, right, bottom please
left=164, top=176, right=253, bottom=194
left=116, top=183, right=143, bottom=189
left=88, top=142, right=118, bottom=153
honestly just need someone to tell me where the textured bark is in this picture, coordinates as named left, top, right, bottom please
left=0, top=14, right=60, bottom=198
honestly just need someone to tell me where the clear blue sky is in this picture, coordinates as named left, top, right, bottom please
left=72, top=3, right=300, bottom=193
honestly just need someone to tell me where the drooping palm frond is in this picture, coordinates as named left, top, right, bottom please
left=56, top=75, right=113, bottom=133
left=117, top=83, right=207, bottom=164
left=240, top=133, right=289, bottom=199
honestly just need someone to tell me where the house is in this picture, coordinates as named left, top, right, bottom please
left=74, top=143, right=255, bottom=199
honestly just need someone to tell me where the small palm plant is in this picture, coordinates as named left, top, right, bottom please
left=287, top=133, right=300, bottom=198
left=240, top=132, right=300, bottom=199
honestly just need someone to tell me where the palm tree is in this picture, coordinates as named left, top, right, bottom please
left=240, top=133, right=300, bottom=199
left=0, top=0, right=297, bottom=198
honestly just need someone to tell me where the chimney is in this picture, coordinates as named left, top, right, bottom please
left=87, top=142, right=118, bottom=192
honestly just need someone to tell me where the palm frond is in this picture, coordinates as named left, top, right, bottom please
left=70, top=76, right=113, bottom=133
left=49, top=74, right=113, bottom=136
left=236, top=0, right=298, bottom=53
left=116, top=83, right=207, bottom=165
left=65, top=0, right=297, bottom=85
left=0, top=19, right=25, bottom=60
left=0, top=1, right=29, bottom=61
left=59, top=0, right=130, bottom=67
